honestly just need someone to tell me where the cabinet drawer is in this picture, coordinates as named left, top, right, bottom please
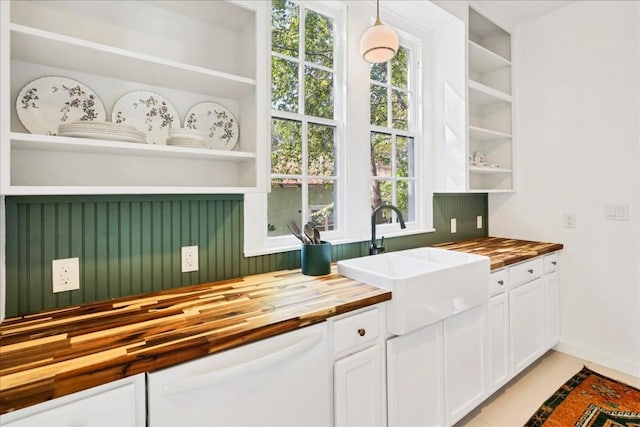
left=544, top=253, right=559, bottom=274
left=510, top=258, right=543, bottom=289
left=333, top=307, right=381, bottom=355
left=489, top=269, right=508, bottom=296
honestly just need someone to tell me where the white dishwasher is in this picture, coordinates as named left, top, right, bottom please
left=147, top=323, right=330, bottom=427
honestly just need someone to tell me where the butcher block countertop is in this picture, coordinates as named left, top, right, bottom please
left=435, top=236, right=563, bottom=270
left=0, top=236, right=562, bottom=415
left=0, top=269, right=390, bottom=415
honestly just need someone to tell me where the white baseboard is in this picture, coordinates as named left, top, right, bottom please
left=554, top=340, right=640, bottom=378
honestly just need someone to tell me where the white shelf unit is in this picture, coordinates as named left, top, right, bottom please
left=467, top=6, right=514, bottom=192
left=0, top=0, right=267, bottom=195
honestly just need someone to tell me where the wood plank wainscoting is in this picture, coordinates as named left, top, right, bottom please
left=4, top=193, right=487, bottom=316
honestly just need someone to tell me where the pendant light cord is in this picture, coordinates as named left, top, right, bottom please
left=375, top=0, right=382, bottom=25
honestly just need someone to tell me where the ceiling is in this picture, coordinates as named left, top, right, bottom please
left=471, top=1, right=574, bottom=28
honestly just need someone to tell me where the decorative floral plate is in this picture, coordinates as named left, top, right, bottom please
left=184, top=102, right=239, bottom=150
left=111, top=91, right=179, bottom=145
left=16, top=76, right=106, bottom=135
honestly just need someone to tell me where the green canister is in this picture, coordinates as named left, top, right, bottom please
left=301, top=241, right=332, bottom=276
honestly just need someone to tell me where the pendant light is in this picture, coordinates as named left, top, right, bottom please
left=359, top=0, right=399, bottom=64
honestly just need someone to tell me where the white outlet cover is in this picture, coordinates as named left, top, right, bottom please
left=476, top=215, right=483, bottom=229
left=450, top=218, right=457, bottom=233
left=181, top=245, right=199, bottom=273
left=52, top=257, right=80, bottom=293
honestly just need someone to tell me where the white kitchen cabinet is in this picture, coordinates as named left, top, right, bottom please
left=334, top=344, right=384, bottom=427
left=331, top=305, right=386, bottom=427
left=510, top=277, right=545, bottom=375
left=544, top=253, right=560, bottom=348
left=444, top=304, right=488, bottom=426
left=487, top=291, right=510, bottom=392
left=0, top=0, right=268, bottom=195
left=436, top=5, right=514, bottom=193
left=387, top=322, right=445, bottom=427
left=147, top=323, right=331, bottom=427
left=0, top=374, right=145, bottom=427
left=467, top=6, right=514, bottom=192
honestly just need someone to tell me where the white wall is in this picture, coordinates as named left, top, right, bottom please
left=489, top=1, right=640, bottom=376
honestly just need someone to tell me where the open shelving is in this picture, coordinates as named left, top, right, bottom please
left=467, top=6, right=514, bottom=192
left=0, top=0, right=268, bottom=195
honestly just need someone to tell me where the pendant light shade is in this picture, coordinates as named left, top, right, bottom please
left=359, top=0, right=399, bottom=64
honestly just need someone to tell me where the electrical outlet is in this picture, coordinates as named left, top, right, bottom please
left=52, top=258, right=80, bottom=293
left=450, top=218, right=457, bottom=234
left=181, top=245, right=199, bottom=273
left=476, top=215, right=483, bottom=229
left=563, top=213, right=576, bottom=229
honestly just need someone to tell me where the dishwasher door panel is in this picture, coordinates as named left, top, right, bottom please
left=148, top=323, right=330, bottom=427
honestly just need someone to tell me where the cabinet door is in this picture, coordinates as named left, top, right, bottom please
left=387, top=322, right=444, bottom=427
left=488, top=293, right=510, bottom=393
left=334, top=344, right=385, bottom=427
left=444, top=304, right=488, bottom=426
left=147, top=323, right=331, bottom=427
left=544, top=271, right=560, bottom=349
left=510, top=278, right=545, bottom=375
left=0, top=375, right=145, bottom=427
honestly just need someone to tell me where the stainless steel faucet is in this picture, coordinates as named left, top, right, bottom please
left=370, top=204, right=406, bottom=255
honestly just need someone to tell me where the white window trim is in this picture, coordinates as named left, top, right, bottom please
left=369, top=36, right=422, bottom=235
left=244, top=1, right=435, bottom=257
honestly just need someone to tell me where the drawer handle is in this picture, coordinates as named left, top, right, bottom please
left=357, top=328, right=366, bottom=337
left=497, top=280, right=504, bottom=286
left=528, top=269, right=534, bottom=274
left=552, top=261, right=557, bottom=266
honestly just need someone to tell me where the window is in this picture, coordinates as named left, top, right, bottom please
left=269, top=0, right=340, bottom=238
left=370, top=46, right=417, bottom=225
left=244, top=1, right=429, bottom=256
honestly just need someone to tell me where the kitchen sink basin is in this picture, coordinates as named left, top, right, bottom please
left=337, top=248, right=489, bottom=335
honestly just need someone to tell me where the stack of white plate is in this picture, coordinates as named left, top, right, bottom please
left=166, top=128, right=206, bottom=148
left=58, top=121, right=146, bottom=143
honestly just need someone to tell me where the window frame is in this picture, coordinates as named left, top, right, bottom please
left=244, top=1, right=433, bottom=257
left=369, top=39, right=422, bottom=233
left=266, top=0, right=346, bottom=251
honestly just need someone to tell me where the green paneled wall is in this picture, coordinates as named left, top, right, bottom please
left=4, top=193, right=487, bottom=317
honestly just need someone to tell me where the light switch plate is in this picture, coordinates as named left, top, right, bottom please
left=450, top=218, right=457, bottom=233
left=476, top=215, right=483, bottom=229
left=606, top=204, right=628, bottom=221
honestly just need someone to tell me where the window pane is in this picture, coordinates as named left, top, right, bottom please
left=371, top=132, right=391, bottom=177
left=371, top=179, right=393, bottom=223
left=370, top=62, right=387, bottom=83
left=308, top=123, right=335, bottom=176
left=309, top=179, right=336, bottom=232
left=392, top=90, right=408, bottom=130
left=391, top=46, right=409, bottom=89
left=396, top=136, right=414, bottom=178
left=305, top=9, right=333, bottom=68
left=272, top=57, right=299, bottom=113
left=268, top=178, right=302, bottom=237
left=305, top=66, right=334, bottom=119
left=271, top=118, right=302, bottom=175
left=370, top=84, right=387, bottom=126
left=397, top=180, right=415, bottom=222
left=271, top=0, right=299, bottom=57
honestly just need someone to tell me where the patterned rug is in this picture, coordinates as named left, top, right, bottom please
left=525, top=366, right=640, bottom=426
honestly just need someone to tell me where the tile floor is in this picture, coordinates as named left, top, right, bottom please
left=455, top=350, right=640, bottom=427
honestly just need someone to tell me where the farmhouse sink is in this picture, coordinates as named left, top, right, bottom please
left=337, top=248, right=490, bottom=335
